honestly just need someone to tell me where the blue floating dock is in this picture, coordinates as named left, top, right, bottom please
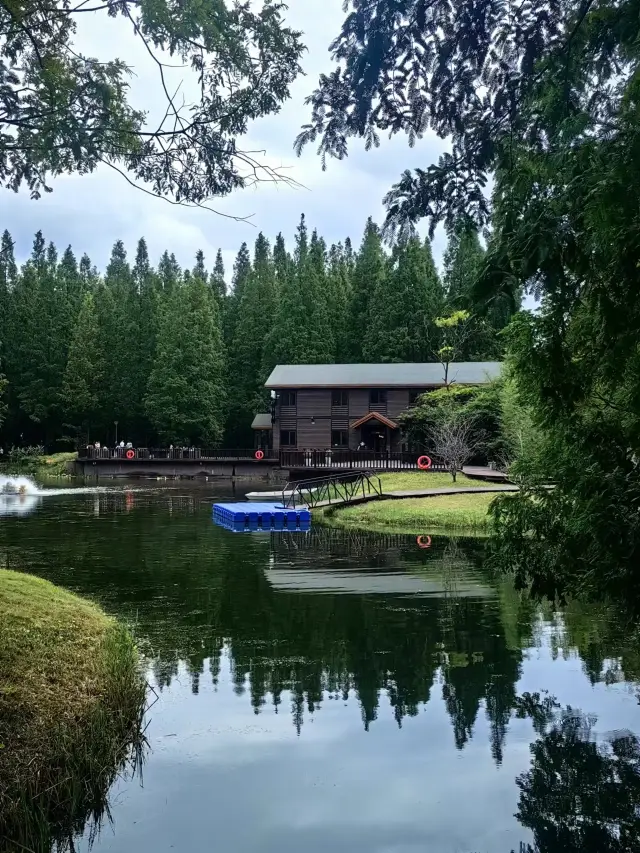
left=213, top=501, right=311, bottom=533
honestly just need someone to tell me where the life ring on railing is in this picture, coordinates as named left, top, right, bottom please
left=417, top=455, right=432, bottom=470
left=126, top=449, right=135, bottom=460
left=255, top=449, right=264, bottom=460
left=416, top=534, right=432, bottom=549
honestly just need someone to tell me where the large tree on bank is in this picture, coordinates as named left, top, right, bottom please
left=298, top=0, right=640, bottom=587
left=1, top=1, right=304, bottom=207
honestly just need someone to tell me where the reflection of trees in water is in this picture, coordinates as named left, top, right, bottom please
left=3, top=503, right=640, bottom=771
left=514, top=709, right=640, bottom=853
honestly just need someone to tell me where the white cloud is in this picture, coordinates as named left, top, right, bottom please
left=4, top=2, right=448, bottom=272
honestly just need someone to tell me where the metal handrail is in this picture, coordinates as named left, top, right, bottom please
left=281, top=470, right=383, bottom=509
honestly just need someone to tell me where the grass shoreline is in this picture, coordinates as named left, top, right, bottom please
left=317, top=484, right=503, bottom=535
left=0, top=569, right=146, bottom=849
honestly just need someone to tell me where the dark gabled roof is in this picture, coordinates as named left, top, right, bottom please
left=251, top=413, right=273, bottom=430
left=265, top=362, right=502, bottom=389
left=350, top=411, right=399, bottom=430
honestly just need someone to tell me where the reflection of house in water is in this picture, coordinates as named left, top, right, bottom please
left=266, top=529, right=494, bottom=598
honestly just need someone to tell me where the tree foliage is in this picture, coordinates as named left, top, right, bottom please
left=1, top=0, right=305, bottom=207
left=0, top=216, right=503, bottom=450
left=302, top=0, right=640, bottom=584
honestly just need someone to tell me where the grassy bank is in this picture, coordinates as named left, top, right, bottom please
left=0, top=570, right=146, bottom=850
left=325, top=492, right=498, bottom=535
left=1, top=451, right=77, bottom=478
left=377, top=471, right=497, bottom=492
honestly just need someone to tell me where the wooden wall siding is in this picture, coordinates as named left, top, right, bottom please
left=297, top=389, right=331, bottom=417
left=279, top=404, right=297, bottom=429
left=297, top=417, right=331, bottom=449
left=331, top=413, right=349, bottom=430
left=387, top=389, right=410, bottom=419
left=273, top=428, right=280, bottom=452
left=349, top=390, right=370, bottom=419
left=368, top=394, right=387, bottom=415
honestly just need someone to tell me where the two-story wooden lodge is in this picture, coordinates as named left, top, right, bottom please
left=253, top=362, right=501, bottom=454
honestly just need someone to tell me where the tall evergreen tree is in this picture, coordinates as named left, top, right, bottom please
left=272, top=232, right=290, bottom=299
left=307, top=229, right=334, bottom=361
left=101, top=240, right=141, bottom=442
left=134, top=238, right=159, bottom=440
left=60, top=292, right=104, bottom=442
left=7, top=232, right=57, bottom=441
left=349, top=218, right=386, bottom=361
left=224, top=242, right=252, bottom=347
left=227, top=233, right=277, bottom=443
left=210, top=250, right=226, bottom=301
left=0, top=230, right=17, bottom=424
left=365, top=236, right=444, bottom=362
left=327, top=243, right=352, bottom=362
left=146, top=276, right=226, bottom=445
left=158, top=251, right=181, bottom=292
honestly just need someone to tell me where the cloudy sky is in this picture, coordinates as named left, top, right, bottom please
left=6, top=1, right=449, bottom=275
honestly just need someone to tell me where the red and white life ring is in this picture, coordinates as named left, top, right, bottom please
left=126, top=449, right=135, bottom=460
left=416, top=534, right=432, bottom=549
left=417, top=455, right=432, bottom=470
left=255, top=449, right=264, bottom=460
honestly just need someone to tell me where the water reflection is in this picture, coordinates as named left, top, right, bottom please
left=1, top=491, right=639, bottom=852
left=516, top=709, right=640, bottom=852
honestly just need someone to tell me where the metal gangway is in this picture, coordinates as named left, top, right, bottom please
left=281, top=470, right=383, bottom=509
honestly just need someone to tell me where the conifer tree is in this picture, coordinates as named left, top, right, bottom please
left=349, top=218, right=386, bottom=361
left=158, top=251, right=181, bottom=292
left=60, top=292, right=104, bottom=442
left=307, top=229, right=334, bottom=361
left=0, top=230, right=16, bottom=414
left=211, top=250, right=226, bottom=301
left=101, top=240, right=141, bottom=441
left=8, top=232, right=55, bottom=440
left=227, top=233, right=277, bottom=443
left=365, top=236, right=444, bottom=362
left=327, top=243, right=352, bottom=362
left=265, top=217, right=309, bottom=366
left=134, top=238, right=159, bottom=440
left=146, top=276, right=226, bottom=445
left=272, top=233, right=290, bottom=298
left=224, top=242, right=252, bottom=347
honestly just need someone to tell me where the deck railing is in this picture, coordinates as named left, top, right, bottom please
left=79, top=447, right=262, bottom=461
left=279, top=449, right=447, bottom=471
left=78, top=446, right=447, bottom=471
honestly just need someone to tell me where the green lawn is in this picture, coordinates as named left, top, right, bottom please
left=377, top=471, right=496, bottom=492
left=330, top=491, right=499, bottom=533
left=0, top=570, right=145, bottom=846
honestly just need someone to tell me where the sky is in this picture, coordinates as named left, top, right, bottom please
left=5, top=1, right=449, bottom=276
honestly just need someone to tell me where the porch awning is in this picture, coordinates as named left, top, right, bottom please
left=251, top=413, right=273, bottom=430
left=350, top=411, right=399, bottom=430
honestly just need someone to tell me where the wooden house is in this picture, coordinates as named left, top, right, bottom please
left=254, top=362, right=502, bottom=454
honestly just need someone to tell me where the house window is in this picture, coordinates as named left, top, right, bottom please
left=331, top=430, right=349, bottom=447
left=409, top=390, right=423, bottom=406
left=369, top=389, right=387, bottom=406
left=279, top=391, right=296, bottom=407
left=280, top=429, right=296, bottom=447
left=331, top=390, right=348, bottom=407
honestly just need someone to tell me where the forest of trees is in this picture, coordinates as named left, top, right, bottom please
left=0, top=215, right=516, bottom=450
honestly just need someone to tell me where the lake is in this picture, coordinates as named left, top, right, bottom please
left=1, top=483, right=639, bottom=852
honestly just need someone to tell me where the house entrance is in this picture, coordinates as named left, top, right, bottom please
left=360, top=422, right=387, bottom=453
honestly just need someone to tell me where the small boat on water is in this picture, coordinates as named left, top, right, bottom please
left=245, top=488, right=317, bottom=502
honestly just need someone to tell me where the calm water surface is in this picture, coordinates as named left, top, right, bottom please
left=2, top=484, right=640, bottom=852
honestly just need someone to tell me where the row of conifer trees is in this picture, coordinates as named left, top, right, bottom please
left=0, top=215, right=517, bottom=448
